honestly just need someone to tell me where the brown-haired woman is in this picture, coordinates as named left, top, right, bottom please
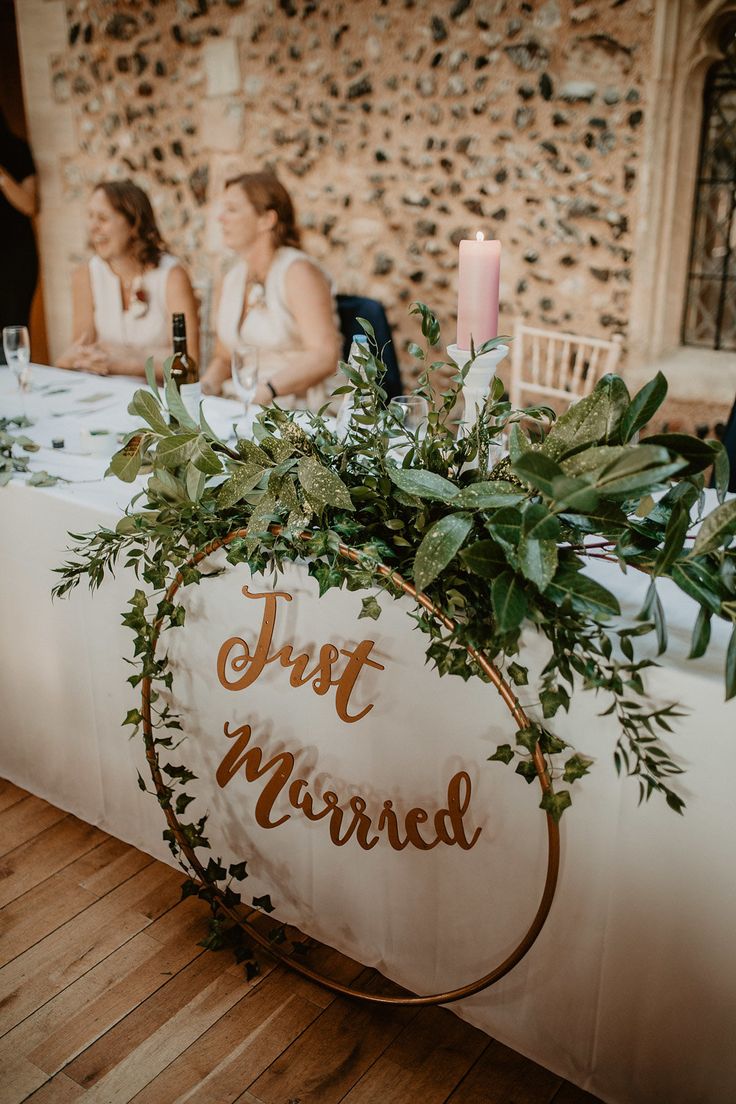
left=200, top=171, right=340, bottom=408
left=57, top=180, right=199, bottom=376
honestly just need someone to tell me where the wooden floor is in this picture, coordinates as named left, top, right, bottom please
left=0, top=780, right=601, bottom=1104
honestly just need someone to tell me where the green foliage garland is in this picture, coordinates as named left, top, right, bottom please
left=52, top=303, right=736, bottom=961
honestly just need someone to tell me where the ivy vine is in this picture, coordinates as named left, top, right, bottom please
left=52, top=302, right=736, bottom=976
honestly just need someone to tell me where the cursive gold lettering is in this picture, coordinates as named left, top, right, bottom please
left=217, top=724, right=481, bottom=853
left=217, top=587, right=384, bottom=724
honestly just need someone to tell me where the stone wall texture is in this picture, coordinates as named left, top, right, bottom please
left=18, top=0, right=656, bottom=373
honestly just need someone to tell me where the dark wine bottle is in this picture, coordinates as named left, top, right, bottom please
left=170, top=312, right=200, bottom=420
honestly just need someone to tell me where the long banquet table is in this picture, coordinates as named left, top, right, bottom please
left=2, top=364, right=736, bottom=1104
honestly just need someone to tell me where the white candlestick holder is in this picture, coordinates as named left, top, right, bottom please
left=447, top=342, right=510, bottom=434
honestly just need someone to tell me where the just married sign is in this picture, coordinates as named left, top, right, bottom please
left=163, top=555, right=551, bottom=990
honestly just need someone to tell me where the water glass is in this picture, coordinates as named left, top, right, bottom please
left=231, top=345, right=260, bottom=416
left=389, top=395, right=429, bottom=434
left=3, top=326, right=31, bottom=391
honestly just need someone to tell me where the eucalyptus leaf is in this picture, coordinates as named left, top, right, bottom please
left=129, top=389, right=169, bottom=435
left=190, top=435, right=223, bottom=476
left=155, top=433, right=197, bottom=469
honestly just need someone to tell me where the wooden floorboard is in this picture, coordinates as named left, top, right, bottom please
left=0, top=785, right=603, bottom=1104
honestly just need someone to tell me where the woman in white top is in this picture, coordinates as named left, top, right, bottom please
left=57, top=180, right=199, bottom=377
left=200, top=172, right=340, bottom=408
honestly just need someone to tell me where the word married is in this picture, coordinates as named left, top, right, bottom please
left=217, top=721, right=481, bottom=853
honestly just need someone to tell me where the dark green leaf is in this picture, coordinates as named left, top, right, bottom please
left=298, top=456, right=354, bottom=512
left=511, top=451, right=564, bottom=496
left=489, top=743, right=514, bottom=764
left=540, top=789, right=572, bottom=822
left=413, top=513, right=473, bottom=591
left=546, top=563, right=620, bottom=619
left=459, top=539, right=507, bottom=578
left=688, top=606, right=711, bottom=660
left=726, top=625, right=736, bottom=701
left=453, top=480, right=525, bottom=509
left=692, top=498, right=736, bottom=556
left=518, top=536, right=558, bottom=591
left=491, top=570, right=528, bottom=632
left=522, top=502, right=561, bottom=541
left=388, top=467, right=459, bottom=502
left=620, top=372, right=667, bottom=442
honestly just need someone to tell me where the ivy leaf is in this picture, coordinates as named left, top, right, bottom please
left=562, top=754, right=594, bottom=783
left=540, top=789, right=572, bottom=822
left=413, top=513, right=473, bottom=591
left=459, top=539, right=507, bottom=578
left=540, top=685, right=570, bottom=719
left=489, top=743, right=514, bottom=764
left=252, top=894, right=276, bottom=914
left=229, top=860, right=248, bottom=880
left=692, top=498, right=736, bottom=556
left=205, top=857, right=227, bottom=883
left=491, top=570, right=528, bottom=632
left=507, top=662, right=528, bottom=686
left=298, top=456, right=354, bottom=512
left=388, top=467, right=459, bottom=502
left=359, top=595, right=382, bottom=621
left=175, top=792, right=196, bottom=815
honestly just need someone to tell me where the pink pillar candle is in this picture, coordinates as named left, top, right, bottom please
left=456, top=235, right=501, bottom=351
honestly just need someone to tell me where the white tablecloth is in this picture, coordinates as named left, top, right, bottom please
left=2, top=365, right=736, bottom=1104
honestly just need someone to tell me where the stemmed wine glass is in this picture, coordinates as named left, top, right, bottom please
left=389, top=395, right=429, bottom=435
left=3, top=326, right=31, bottom=392
left=231, top=345, right=260, bottom=433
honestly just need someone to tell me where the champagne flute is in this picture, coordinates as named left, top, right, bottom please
left=231, top=345, right=260, bottom=432
left=3, top=326, right=31, bottom=392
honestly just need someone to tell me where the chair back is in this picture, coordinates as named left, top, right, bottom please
left=722, top=396, right=736, bottom=492
left=510, top=320, right=623, bottom=409
left=336, top=295, right=402, bottom=399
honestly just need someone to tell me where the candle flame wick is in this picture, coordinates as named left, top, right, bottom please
left=475, top=231, right=485, bottom=242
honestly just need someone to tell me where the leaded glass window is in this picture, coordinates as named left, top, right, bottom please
left=683, top=19, right=736, bottom=350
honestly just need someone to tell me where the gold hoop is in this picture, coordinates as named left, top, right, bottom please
left=141, top=528, right=560, bottom=1007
